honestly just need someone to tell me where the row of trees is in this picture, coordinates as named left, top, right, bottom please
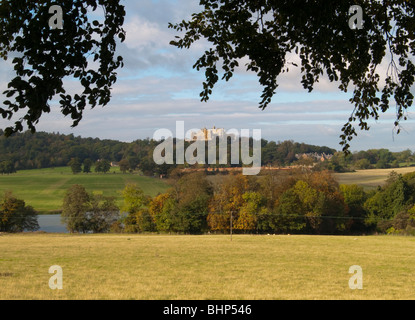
left=119, top=170, right=366, bottom=235
left=321, top=149, right=415, bottom=173
left=60, top=169, right=415, bottom=235
left=2, top=168, right=414, bottom=235
left=68, top=158, right=113, bottom=174
left=119, top=170, right=415, bottom=235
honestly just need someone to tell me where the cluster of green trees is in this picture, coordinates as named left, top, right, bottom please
left=0, top=192, right=38, bottom=232
left=320, top=149, right=415, bottom=173
left=364, top=171, right=415, bottom=235
left=0, top=161, right=15, bottom=174
left=0, top=130, right=130, bottom=170
left=260, top=140, right=335, bottom=166
left=61, top=185, right=119, bottom=233
left=68, top=158, right=112, bottom=174
left=59, top=169, right=415, bottom=235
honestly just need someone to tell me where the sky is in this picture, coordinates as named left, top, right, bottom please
left=1, top=0, right=415, bottom=152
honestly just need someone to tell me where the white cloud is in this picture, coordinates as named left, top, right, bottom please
left=124, top=16, right=171, bottom=52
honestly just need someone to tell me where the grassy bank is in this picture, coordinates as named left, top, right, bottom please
left=0, top=167, right=169, bottom=214
left=0, top=233, right=414, bottom=300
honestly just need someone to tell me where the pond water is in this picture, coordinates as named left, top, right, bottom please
left=37, top=214, right=68, bottom=233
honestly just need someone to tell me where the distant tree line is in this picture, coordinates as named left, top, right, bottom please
left=0, top=130, right=337, bottom=175
left=0, top=130, right=130, bottom=170
left=318, top=149, right=415, bottom=173
left=60, top=169, right=415, bottom=236
left=1, top=130, right=415, bottom=176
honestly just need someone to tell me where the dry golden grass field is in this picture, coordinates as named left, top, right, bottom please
left=0, top=233, right=414, bottom=300
left=335, top=167, right=415, bottom=190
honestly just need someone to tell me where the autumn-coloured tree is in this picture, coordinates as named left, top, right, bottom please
left=135, top=208, right=156, bottom=233
left=121, top=183, right=151, bottom=233
left=304, top=171, right=348, bottom=233
left=259, top=169, right=296, bottom=209
left=149, top=193, right=177, bottom=233
left=207, top=174, right=259, bottom=232
left=234, top=192, right=266, bottom=233
left=116, top=168, right=373, bottom=235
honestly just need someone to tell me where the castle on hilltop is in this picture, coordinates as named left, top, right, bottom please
left=187, top=126, right=229, bottom=141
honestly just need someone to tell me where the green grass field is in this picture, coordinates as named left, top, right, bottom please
left=0, top=167, right=169, bottom=214
left=0, top=233, right=414, bottom=300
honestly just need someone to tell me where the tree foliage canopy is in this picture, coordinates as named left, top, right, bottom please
left=61, top=184, right=119, bottom=233
left=0, top=0, right=126, bottom=136
left=0, top=191, right=38, bottom=232
left=169, top=1, right=415, bottom=152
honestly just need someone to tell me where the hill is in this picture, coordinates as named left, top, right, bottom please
left=0, top=130, right=337, bottom=174
left=1, top=130, right=414, bottom=176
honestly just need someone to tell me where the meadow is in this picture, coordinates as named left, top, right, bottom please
left=335, top=167, right=415, bottom=190
left=0, top=167, right=169, bottom=214
left=0, top=233, right=414, bottom=300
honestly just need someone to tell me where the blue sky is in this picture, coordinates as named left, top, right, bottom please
left=1, top=0, right=415, bottom=152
